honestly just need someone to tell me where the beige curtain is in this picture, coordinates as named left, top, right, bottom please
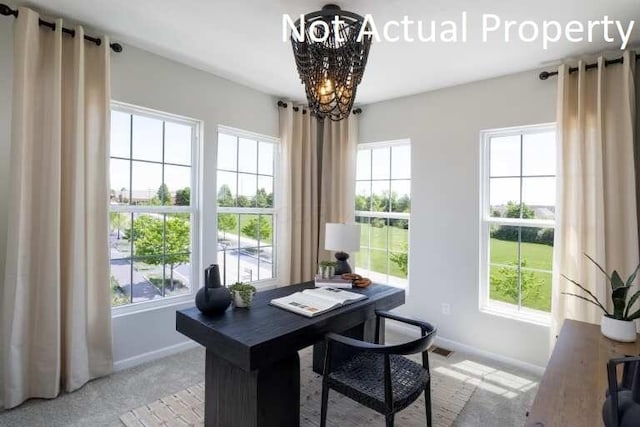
left=1, top=8, right=113, bottom=409
left=318, top=115, right=358, bottom=262
left=551, top=51, right=640, bottom=340
left=279, top=105, right=319, bottom=284
left=278, top=107, right=359, bottom=283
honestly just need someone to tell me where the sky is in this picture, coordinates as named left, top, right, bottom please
left=353, top=132, right=555, bottom=212
left=217, top=133, right=274, bottom=198
left=110, top=111, right=554, bottom=208
left=488, top=131, right=556, bottom=207
left=356, top=145, right=411, bottom=200
left=110, top=111, right=193, bottom=196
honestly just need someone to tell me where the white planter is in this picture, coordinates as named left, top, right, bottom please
left=601, top=316, right=637, bottom=342
left=232, top=291, right=255, bottom=308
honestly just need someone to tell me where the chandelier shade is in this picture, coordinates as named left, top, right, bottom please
left=290, top=4, right=372, bottom=121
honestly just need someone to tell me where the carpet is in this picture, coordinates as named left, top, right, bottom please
left=120, top=349, right=478, bottom=427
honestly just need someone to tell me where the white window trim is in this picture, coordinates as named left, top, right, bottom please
left=355, top=140, right=411, bottom=290
left=478, top=123, right=555, bottom=326
left=216, top=125, right=281, bottom=290
left=110, top=101, right=203, bottom=317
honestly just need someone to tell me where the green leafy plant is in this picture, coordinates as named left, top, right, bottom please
left=562, top=253, right=640, bottom=321
left=319, top=260, right=337, bottom=272
left=390, top=243, right=409, bottom=276
left=174, top=187, right=190, bottom=206
left=229, top=282, right=257, bottom=307
left=110, top=212, right=129, bottom=240
left=491, top=260, right=542, bottom=304
left=127, top=215, right=190, bottom=290
left=157, top=183, right=171, bottom=204
left=110, top=275, right=129, bottom=306
left=217, top=213, right=237, bottom=239
left=241, top=216, right=272, bottom=240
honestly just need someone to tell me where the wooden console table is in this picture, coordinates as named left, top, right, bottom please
left=526, top=319, right=640, bottom=427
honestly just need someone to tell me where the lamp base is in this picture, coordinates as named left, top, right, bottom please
left=334, top=251, right=352, bottom=275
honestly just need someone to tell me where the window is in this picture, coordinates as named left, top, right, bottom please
left=216, top=126, right=278, bottom=286
left=355, top=140, right=411, bottom=287
left=109, top=103, right=200, bottom=308
left=480, top=124, right=556, bottom=321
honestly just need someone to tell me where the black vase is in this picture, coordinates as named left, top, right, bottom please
left=195, top=264, right=231, bottom=314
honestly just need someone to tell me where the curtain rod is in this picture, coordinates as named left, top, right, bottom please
left=0, top=3, right=122, bottom=52
left=277, top=101, right=362, bottom=115
left=539, top=55, right=639, bottom=80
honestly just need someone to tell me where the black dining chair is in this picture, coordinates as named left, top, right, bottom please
left=603, top=356, right=640, bottom=426
left=320, top=310, right=437, bottom=427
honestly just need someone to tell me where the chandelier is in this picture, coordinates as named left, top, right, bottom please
left=290, top=4, right=372, bottom=121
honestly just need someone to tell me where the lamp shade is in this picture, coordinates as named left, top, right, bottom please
left=325, top=223, right=361, bottom=252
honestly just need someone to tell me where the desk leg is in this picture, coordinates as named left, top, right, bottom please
left=205, top=350, right=300, bottom=427
left=312, top=317, right=384, bottom=374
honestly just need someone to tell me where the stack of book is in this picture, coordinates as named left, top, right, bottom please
left=314, top=275, right=353, bottom=289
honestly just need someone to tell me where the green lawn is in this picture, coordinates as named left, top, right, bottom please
left=354, top=222, right=408, bottom=278
left=490, top=238, right=553, bottom=312
left=353, top=225, right=553, bottom=312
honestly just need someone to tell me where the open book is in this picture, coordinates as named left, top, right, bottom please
left=270, top=288, right=367, bottom=317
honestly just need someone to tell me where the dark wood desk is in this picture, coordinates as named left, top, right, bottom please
left=526, top=319, right=640, bottom=427
left=176, top=282, right=405, bottom=427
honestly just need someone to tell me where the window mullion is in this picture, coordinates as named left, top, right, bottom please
left=217, top=131, right=279, bottom=286
left=517, top=133, right=524, bottom=310
left=482, top=124, right=556, bottom=317
left=129, top=212, right=134, bottom=305
left=387, top=148, right=392, bottom=281
left=110, top=106, right=198, bottom=309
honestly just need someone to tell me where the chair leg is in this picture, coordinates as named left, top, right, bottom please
left=385, top=414, right=394, bottom=427
left=425, top=384, right=432, bottom=427
left=320, top=383, right=330, bottom=427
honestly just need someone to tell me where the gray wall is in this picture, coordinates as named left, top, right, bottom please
left=359, top=71, right=557, bottom=368
left=0, top=20, right=279, bottom=366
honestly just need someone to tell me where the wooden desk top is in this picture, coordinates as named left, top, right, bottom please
left=176, top=282, right=405, bottom=372
left=526, top=319, right=640, bottom=427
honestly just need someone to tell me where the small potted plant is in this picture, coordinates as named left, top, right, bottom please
left=563, top=254, right=640, bottom=342
left=326, top=261, right=337, bottom=278
left=318, top=260, right=335, bottom=279
left=229, top=282, right=257, bottom=308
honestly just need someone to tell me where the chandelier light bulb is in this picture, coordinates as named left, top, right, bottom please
left=290, top=4, right=372, bottom=121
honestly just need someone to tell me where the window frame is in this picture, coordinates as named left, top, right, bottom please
left=479, top=123, right=556, bottom=326
left=216, top=125, right=280, bottom=289
left=355, top=139, right=411, bottom=289
left=110, top=101, right=203, bottom=316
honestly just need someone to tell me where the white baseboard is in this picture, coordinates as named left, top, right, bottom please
left=385, top=320, right=545, bottom=376
left=113, top=340, right=201, bottom=372
left=112, top=321, right=545, bottom=376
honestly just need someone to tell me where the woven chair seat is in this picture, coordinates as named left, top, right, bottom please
left=328, top=352, right=429, bottom=415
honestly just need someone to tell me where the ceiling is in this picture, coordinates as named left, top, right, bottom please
left=11, top=0, right=640, bottom=104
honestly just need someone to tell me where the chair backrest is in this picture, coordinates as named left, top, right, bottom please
left=383, top=325, right=437, bottom=356
left=632, top=360, right=640, bottom=403
left=604, top=356, right=640, bottom=427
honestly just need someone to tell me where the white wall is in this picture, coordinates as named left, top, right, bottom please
left=110, top=46, right=278, bottom=365
left=0, top=14, right=556, bottom=369
left=359, top=71, right=557, bottom=368
left=0, top=19, right=279, bottom=366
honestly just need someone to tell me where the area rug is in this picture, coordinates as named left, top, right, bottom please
left=120, top=349, right=478, bottom=427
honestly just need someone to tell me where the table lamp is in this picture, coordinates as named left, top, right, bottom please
left=324, top=222, right=361, bottom=275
